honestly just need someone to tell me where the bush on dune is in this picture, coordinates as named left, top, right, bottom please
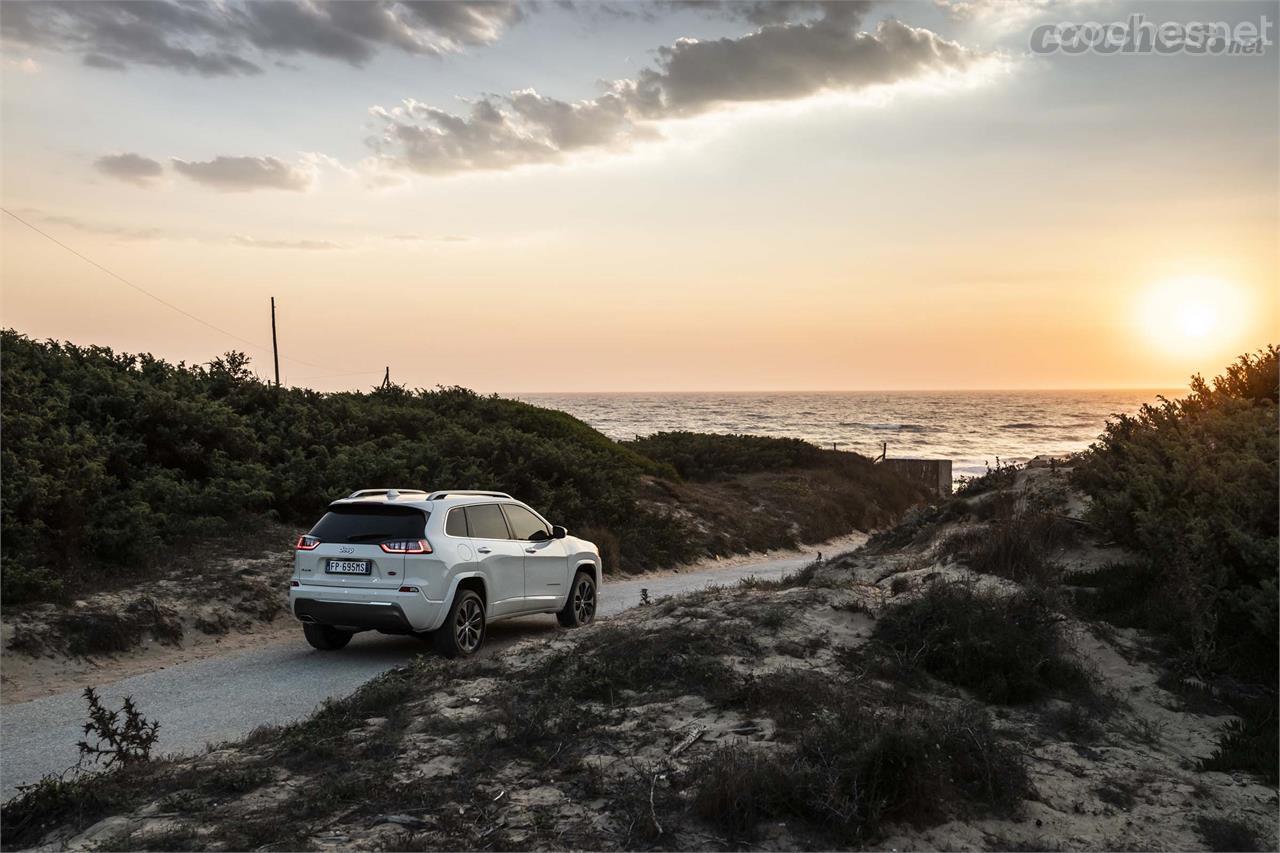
left=0, top=331, right=687, bottom=602
left=692, top=702, right=1027, bottom=845
left=940, top=509, right=1079, bottom=586
left=625, top=430, right=822, bottom=480
left=1071, top=345, right=1278, bottom=681
left=873, top=581, right=1094, bottom=705
left=2, top=331, right=926, bottom=607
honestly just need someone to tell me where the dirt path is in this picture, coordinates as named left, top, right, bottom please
left=2, top=536, right=857, bottom=707
left=0, top=537, right=853, bottom=798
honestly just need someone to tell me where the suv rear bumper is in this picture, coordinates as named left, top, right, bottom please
left=293, top=598, right=414, bottom=632
left=290, top=583, right=442, bottom=632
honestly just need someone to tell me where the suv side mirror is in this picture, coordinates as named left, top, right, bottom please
left=551, top=525, right=568, bottom=539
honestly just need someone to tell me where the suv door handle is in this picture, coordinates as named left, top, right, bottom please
left=525, top=547, right=536, bottom=554
left=477, top=546, right=492, bottom=554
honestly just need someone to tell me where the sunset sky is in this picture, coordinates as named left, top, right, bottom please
left=1, top=0, right=1276, bottom=392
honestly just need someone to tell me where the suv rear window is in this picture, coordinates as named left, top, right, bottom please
left=309, top=505, right=429, bottom=544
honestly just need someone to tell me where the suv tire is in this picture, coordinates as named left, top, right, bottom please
left=434, top=589, right=486, bottom=658
left=303, top=623, right=353, bottom=650
left=557, top=570, right=597, bottom=628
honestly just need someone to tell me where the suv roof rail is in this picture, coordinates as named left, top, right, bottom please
left=426, top=490, right=513, bottom=501
left=348, top=488, right=429, bottom=499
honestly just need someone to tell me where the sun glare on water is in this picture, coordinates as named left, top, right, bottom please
left=1136, top=276, right=1248, bottom=355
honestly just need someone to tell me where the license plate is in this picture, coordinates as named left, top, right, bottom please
left=326, top=559, right=371, bottom=575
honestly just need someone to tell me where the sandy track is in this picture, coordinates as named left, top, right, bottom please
left=0, top=541, right=850, bottom=799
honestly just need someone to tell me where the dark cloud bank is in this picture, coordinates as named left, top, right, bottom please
left=0, top=1, right=523, bottom=75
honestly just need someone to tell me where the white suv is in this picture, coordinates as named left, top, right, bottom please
left=289, top=489, right=601, bottom=657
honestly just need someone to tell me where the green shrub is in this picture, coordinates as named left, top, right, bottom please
left=1072, top=346, right=1278, bottom=680
left=955, top=459, right=1021, bottom=496
left=1, top=332, right=926, bottom=604
left=873, top=582, right=1093, bottom=704
left=0, top=331, right=687, bottom=598
left=624, top=431, right=822, bottom=480
left=1199, top=694, right=1278, bottom=786
left=1, top=562, right=64, bottom=607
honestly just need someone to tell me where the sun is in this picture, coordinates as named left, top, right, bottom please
left=1136, top=275, right=1247, bottom=355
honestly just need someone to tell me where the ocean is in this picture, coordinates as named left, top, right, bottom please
left=511, top=390, right=1182, bottom=480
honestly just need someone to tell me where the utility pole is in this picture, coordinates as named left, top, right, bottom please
left=270, top=296, right=281, bottom=387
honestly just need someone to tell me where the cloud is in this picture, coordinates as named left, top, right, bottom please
left=589, top=1, right=871, bottom=28
left=0, top=1, right=522, bottom=77
left=633, top=16, right=977, bottom=114
left=94, top=153, right=164, bottom=187
left=935, top=0, right=1093, bottom=33
left=31, top=211, right=165, bottom=241
left=21, top=207, right=346, bottom=248
left=369, top=14, right=990, bottom=175
left=661, top=1, right=872, bottom=27
left=387, top=233, right=473, bottom=242
left=171, top=156, right=313, bottom=192
left=231, top=235, right=343, bottom=250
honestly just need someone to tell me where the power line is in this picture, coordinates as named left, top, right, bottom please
left=291, top=371, right=389, bottom=381
left=3, top=207, right=270, bottom=352
left=1, top=207, right=381, bottom=378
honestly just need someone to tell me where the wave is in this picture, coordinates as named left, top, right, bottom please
left=998, top=422, right=1087, bottom=431
left=841, top=422, right=930, bottom=433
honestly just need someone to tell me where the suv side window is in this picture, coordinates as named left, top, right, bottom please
left=445, top=508, right=468, bottom=537
left=464, top=504, right=511, bottom=540
left=502, top=504, right=551, bottom=541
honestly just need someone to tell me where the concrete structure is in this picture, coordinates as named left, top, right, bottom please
left=884, top=458, right=953, bottom=496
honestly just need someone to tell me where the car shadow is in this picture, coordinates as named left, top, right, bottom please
left=302, top=613, right=563, bottom=663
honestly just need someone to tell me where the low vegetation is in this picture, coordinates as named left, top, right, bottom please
left=954, top=458, right=1022, bottom=496
left=873, top=581, right=1094, bottom=705
left=1198, top=696, right=1279, bottom=786
left=496, top=621, right=757, bottom=744
left=2, top=690, right=163, bottom=848
left=76, top=688, right=161, bottom=769
left=692, top=702, right=1027, bottom=845
left=940, top=507, right=1079, bottom=586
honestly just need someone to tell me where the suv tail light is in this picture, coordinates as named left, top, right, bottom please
left=296, top=535, right=320, bottom=551
left=380, top=539, right=432, bottom=554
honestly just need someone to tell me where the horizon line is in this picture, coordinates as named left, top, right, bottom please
left=502, top=386, right=1189, bottom=395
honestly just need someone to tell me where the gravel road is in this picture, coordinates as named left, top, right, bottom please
left=1, top=550, right=821, bottom=798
